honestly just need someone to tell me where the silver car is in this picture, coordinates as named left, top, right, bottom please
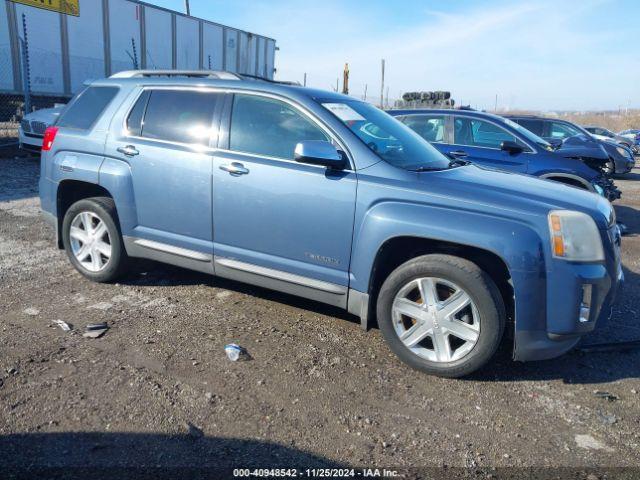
left=19, top=106, right=64, bottom=152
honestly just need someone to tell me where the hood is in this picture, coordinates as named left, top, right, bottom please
left=24, top=106, right=64, bottom=123
left=555, top=134, right=609, bottom=164
left=415, top=164, right=613, bottom=229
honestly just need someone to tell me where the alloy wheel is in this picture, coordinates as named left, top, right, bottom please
left=69, top=211, right=112, bottom=272
left=392, top=277, right=480, bottom=362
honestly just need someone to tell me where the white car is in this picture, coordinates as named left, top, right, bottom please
left=19, top=105, right=65, bottom=152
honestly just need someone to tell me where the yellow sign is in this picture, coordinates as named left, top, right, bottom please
left=11, top=0, right=80, bottom=16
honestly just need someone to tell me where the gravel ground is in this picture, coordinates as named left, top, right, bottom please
left=1, top=153, right=640, bottom=478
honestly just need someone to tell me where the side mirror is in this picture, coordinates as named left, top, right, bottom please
left=501, top=140, right=524, bottom=155
left=548, top=138, right=563, bottom=148
left=294, top=141, right=346, bottom=169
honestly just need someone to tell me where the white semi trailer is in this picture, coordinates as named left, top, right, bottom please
left=0, top=0, right=277, bottom=98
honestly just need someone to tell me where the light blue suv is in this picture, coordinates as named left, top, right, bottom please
left=39, top=71, right=623, bottom=377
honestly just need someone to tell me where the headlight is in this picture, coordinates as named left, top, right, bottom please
left=616, top=146, right=631, bottom=158
left=548, top=210, right=604, bottom=261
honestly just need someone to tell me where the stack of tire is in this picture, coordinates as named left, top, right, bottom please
left=395, top=91, right=455, bottom=109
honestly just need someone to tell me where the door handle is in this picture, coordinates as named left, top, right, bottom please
left=220, top=162, right=249, bottom=175
left=448, top=150, right=468, bottom=158
left=117, top=145, right=139, bottom=156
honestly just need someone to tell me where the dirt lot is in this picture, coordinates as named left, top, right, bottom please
left=1, top=152, right=640, bottom=478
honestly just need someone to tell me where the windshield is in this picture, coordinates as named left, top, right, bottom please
left=320, top=100, right=450, bottom=171
left=564, top=122, right=590, bottom=136
left=503, top=118, right=554, bottom=150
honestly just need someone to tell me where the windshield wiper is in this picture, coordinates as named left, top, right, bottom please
left=409, top=165, right=447, bottom=172
left=448, top=158, right=470, bottom=167
left=410, top=158, right=469, bottom=172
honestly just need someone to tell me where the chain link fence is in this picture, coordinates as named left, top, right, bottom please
left=0, top=13, right=70, bottom=148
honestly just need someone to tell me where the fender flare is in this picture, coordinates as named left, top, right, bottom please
left=539, top=173, right=594, bottom=191
left=349, top=201, right=548, bottom=336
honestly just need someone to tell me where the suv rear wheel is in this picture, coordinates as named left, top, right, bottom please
left=376, top=254, right=505, bottom=378
left=62, top=197, right=129, bottom=282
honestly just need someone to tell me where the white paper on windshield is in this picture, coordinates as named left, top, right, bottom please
left=322, top=103, right=366, bottom=122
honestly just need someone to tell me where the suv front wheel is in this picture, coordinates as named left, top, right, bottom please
left=62, top=197, right=129, bottom=283
left=377, top=254, right=505, bottom=378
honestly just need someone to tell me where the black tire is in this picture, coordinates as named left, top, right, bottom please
left=62, top=197, right=129, bottom=283
left=376, top=254, right=505, bottom=378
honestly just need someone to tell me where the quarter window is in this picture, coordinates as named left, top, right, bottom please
left=454, top=117, right=518, bottom=149
left=229, top=94, right=329, bottom=159
left=126, top=90, right=150, bottom=136
left=57, top=86, right=119, bottom=130
left=135, top=90, right=220, bottom=145
left=514, top=119, right=544, bottom=136
left=400, top=115, right=445, bottom=143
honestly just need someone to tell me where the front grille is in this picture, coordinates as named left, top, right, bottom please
left=30, top=121, right=47, bottom=135
left=20, top=119, right=31, bottom=133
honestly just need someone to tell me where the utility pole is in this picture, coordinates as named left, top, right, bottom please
left=335, top=78, right=339, bottom=92
left=380, top=59, right=385, bottom=108
left=363, top=84, right=367, bottom=101
left=494, top=94, right=498, bottom=112
left=184, top=0, right=191, bottom=15
left=303, top=72, right=306, bottom=86
left=342, top=63, right=349, bottom=95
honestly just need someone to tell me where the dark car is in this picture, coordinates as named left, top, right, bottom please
left=584, top=126, right=640, bottom=155
left=389, top=109, right=620, bottom=201
left=505, top=115, right=635, bottom=175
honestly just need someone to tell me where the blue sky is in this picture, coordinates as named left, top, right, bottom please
left=146, top=0, right=639, bottom=111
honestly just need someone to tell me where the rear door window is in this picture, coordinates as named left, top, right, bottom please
left=57, top=86, right=119, bottom=130
left=400, top=115, right=446, bottom=143
left=138, top=90, right=220, bottom=145
left=229, top=94, right=329, bottom=159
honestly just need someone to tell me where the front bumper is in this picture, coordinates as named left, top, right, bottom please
left=18, top=129, right=43, bottom=152
left=514, top=224, right=623, bottom=361
left=593, top=175, right=621, bottom=201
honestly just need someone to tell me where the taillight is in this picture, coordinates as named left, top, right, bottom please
left=42, top=126, right=58, bottom=151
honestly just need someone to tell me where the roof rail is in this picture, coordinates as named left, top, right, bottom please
left=109, top=70, right=242, bottom=80
left=239, top=73, right=301, bottom=86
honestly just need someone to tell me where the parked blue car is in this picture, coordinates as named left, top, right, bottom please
left=389, top=109, right=620, bottom=200
left=504, top=115, right=636, bottom=175
left=39, top=71, right=623, bottom=377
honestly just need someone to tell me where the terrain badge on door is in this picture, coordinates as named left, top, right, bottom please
left=305, top=252, right=340, bottom=265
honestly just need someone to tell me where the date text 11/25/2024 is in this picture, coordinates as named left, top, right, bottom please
left=232, top=468, right=400, bottom=478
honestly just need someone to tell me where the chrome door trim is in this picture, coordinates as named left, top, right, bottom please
left=214, top=257, right=347, bottom=295
left=133, top=238, right=212, bottom=262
